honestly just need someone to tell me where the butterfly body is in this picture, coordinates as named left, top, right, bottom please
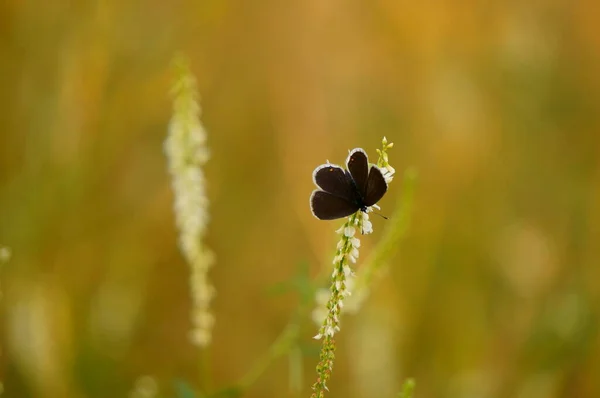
left=310, top=148, right=388, bottom=220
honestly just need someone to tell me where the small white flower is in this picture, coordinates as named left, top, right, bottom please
left=130, top=375, right=158, bottom=398
left=313, top=333, right=323, bottom=340
left=312, top=306, right=328, bottom=325
left=316, top=288, right=330, bottom=304
left=343, top=265, right=355, bottom=278
left=348, top=254, right=357, bottom=263
left=363, top=220, right=373, bottom=234
left=344, top=287, right=369, bottom=314
left=192, top=310, right=215, bottom=328
left=382, top=165, right=396, bottom=183
left=189, top=328, right=212, bottom=346
left=312, top=287, right=331, bottom=326
left=0, top=246, right=11, bottom=263
left=344, top=226, right=356, bottom=237
left=350, top=237, right=361, bottom=248
left=351, top=247, right=359, bottom=259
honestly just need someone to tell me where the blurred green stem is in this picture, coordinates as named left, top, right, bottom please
left=355, top=168, right=417, bottom=294
left=398, top=378, right=416, bottom=398
left=200, top=347, right=212, bottom=393
left=239, top=322, right=301, bottom=390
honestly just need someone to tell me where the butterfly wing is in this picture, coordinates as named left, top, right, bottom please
left=313, top=164, right=354, bottom=199
left=363, top=166, right=388, bottom=206
left=346, top=148, right=369, bottom=198
left=310, top=190, right=360, bottom=220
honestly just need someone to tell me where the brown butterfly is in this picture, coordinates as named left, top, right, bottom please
left=310, top=148, right=387, bottom=220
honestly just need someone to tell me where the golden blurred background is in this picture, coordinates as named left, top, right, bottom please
left=1, top=1, right=599, bottom=397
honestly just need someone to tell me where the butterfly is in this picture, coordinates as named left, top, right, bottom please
left=310, top=148, right=388, bottom=220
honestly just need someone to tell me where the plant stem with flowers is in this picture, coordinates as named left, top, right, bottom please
left=310, top=138, right=395, bottom=398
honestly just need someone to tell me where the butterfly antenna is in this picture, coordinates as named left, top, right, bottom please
left=372, top=211, right=389, bottom=220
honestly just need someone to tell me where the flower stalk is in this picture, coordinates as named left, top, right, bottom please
left=311, top=138, right=395, bottom=397
left=165, top=57, right=215, bottom=347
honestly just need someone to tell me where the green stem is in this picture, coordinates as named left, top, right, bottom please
left=357, top=168, right=417, bottom=291
left=200, top=346, right=212, bottom=393
left=238, top=322, right=301, bottom=390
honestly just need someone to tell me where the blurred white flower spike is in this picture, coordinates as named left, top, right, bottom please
left=0, top=246, right=10, bottom=300
left=165, top=56, right=215, bottom=347
left=0, top=246, right=11, bottom=264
